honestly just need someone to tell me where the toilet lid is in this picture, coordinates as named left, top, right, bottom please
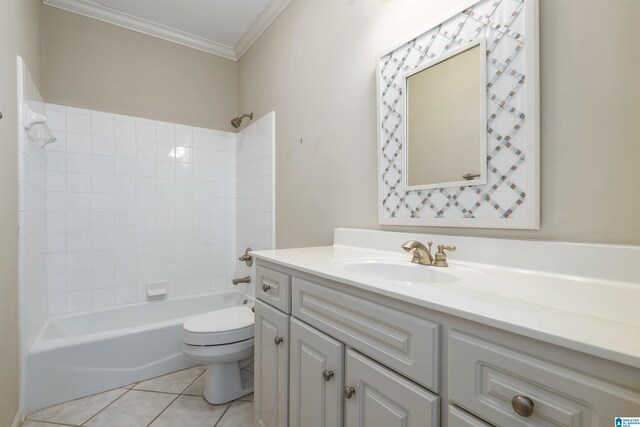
left=183, top=306, right=254, bottom=346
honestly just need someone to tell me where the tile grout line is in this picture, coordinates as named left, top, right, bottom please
left=79, top=387, right=132, bottom=426
left=180, top=368, right=206, bottom=397
left=212, top=403, right=233, bottom=427
left=144, top=367, right=205, bottom=427
left=144, top=393, right=181, bottom=427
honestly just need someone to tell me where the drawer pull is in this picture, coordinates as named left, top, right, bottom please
left=322, top=370, right=334, bottom=382
left=262, top=283, right=271, bottom=292
left=344, top=386, right=356, bottom=399
left=274, top=336, right=284, bottom=345
left=512, top=395, right=534, bottom=417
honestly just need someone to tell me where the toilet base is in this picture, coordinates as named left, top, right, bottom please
left=202, top=355, right=254, bottom=404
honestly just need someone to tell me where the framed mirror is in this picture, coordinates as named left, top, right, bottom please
left=404, top=38, right=487, bottom=190
left=376, top=0, right=539, bottom=229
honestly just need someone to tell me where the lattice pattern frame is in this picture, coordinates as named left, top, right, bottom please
left=377, top=0, right=539, bottom=229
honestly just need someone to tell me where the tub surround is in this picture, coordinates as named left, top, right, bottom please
left=43, top=104, right=237, bottom=314
left=17, top=57, right=49, bottom=415
left=252, top=228, right=640, bottom=426
left=24, top=110, right=275, bottom=412
left=234, top=112, right=276, bottom=299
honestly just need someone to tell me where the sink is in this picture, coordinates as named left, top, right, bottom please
left=334, top=259, right=459, bottom=285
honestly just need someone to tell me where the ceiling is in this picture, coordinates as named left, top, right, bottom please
left=42, top=0, right=292, bottom=60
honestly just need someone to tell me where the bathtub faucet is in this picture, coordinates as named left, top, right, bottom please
left=232, top=276, right=251, bottom=285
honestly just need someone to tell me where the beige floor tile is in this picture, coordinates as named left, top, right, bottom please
left=28, top=388, right=127, bottom=426
left=216, top=400, right=253, bottom=427
left=134, top=366, right=205, bottom=394
left=239, top=393, right=253, bottom=402
left=84, top=390, right=176, bottom=427
left=21, top=421, right=70, bottom=427
left=182, top=373, right=204, bottom=396
left=149, top=395, right=227, bottom=427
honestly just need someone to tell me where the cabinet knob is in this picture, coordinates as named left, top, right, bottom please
left=262, top=283, right=271, bottom=292
left=322, top=370, right=334, bottom=382
left=344, top=386, right=355, bottom=399
left=274, top=336, right=284, bottom=345
left=512, top=395, right=534, bottom=417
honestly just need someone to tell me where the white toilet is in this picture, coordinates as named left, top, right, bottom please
left=182, top=306, right=255, bottom=404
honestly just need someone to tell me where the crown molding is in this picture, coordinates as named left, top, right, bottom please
left=234, top=0, right=291, bottom=60
left=43, top=0, right=237, bottom=60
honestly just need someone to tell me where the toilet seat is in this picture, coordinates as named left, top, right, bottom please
left=183, top=306, right=254, bottom=346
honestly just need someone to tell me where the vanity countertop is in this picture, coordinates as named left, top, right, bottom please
left=252, top=237, right=640, bottom=370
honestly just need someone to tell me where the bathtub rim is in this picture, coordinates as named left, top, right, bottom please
left=30, top=288, right=254, bottom=353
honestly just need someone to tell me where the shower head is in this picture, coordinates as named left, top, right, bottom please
left=231, top=113, right=253, bottom=128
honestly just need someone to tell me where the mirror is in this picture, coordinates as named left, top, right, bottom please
left=404, top=38, right=487, bottom=190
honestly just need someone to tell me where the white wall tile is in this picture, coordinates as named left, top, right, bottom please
left=48, top=294, right=67, bottom=315
left=66, top=271, right=91, bottom=292
left=115, top=139, right=136, bottom=158
left=67, top=112, right=91, bottom=135
left=92, top=136, right=115, bottom=156
left=39, top=105, right=241, bottom=315
left=92, top=115, right=114, bottom=138
left=67, top=153, right=91, bottom=173
left=67, top=291, right=91, bottom=312
left=46, top=151, right=66, bottom=172
left=136, top=119, right=156, bottom=142
left=115, top=119, right=136, bottom=140
left=66, top=133, right=91, bottom=154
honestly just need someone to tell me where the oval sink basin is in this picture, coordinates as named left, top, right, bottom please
left=335, top=259, right=459, bottom=284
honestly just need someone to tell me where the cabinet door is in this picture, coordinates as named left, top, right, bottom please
left=344, top=349, right=439, bottom=427
left=290, top=318, right=344, bottom=427
left=255, top=300, right=289, bottom=427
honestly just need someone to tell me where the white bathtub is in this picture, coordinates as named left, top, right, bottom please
left=27, top=289, right=250, bottom=411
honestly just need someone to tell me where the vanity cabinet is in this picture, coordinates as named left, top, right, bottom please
left=344, top=349, right=439, bottom=427
left=289, top=317, right=439, bottom=427
left=254, top=260, right=640, bottom=427
left=255, top=300, right=289, bottom=427
left=289, top=318, right=343, bottom=427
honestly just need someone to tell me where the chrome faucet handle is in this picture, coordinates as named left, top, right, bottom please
left=432, top=244, right=456, bottom=267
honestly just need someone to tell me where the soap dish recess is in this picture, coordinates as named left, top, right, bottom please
left=146, top=281, right=168, bottom=298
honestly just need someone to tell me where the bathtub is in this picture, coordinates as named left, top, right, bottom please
left=27, top=289, right=250, bottom=411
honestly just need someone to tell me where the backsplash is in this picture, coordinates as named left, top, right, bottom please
left=43, top=105, right=237, bottom=313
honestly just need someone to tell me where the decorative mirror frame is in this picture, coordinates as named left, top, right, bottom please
left=403, top=37, right=488, bottom=191
left=377, top=0, right=539, bottom=229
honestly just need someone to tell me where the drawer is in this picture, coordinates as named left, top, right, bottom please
left=256, top=266, right=291, bottom=314
left=448, top=406, right=492, bottom=427
left=449, top=330, right=640, bottom=427
left=292, top=277, right=440, bottom=391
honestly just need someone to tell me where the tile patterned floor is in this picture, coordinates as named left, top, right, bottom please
left=23, top=367, right=254, bottom=427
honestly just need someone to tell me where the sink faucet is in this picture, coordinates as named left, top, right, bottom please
left=402, top=241, right=434, bottom=265
left=402, top=241, right=456, bottom=267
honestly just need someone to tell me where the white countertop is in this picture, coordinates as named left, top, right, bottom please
left=252, top=236, right=640, bottom=370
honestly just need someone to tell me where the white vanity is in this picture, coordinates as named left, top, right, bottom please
left=252, top=228, right=640, bottom=427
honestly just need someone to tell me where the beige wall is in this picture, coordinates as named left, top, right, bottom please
left=238, top=0, right=640, bottom=248
left=41, top=6, right=238, bottom=131
left=0, top=0, right=41, bottom=424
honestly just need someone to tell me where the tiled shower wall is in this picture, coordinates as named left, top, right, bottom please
left=235, top=112, right=276, bottom=298
left=43, top=104, right=237, bottom=314
left=17, top=57, right=48, bottom=399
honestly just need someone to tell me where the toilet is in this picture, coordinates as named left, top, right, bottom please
left=182, top=306, right=255, bottom=404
